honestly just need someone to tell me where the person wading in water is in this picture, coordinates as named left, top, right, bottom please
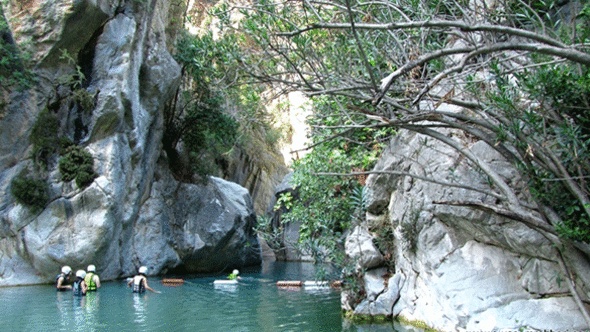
left=72, top=270, right=88, bottom=296
left=56, top=266, right=72, bottom=291
left=84, top=265, right=101, bottom=291
left=127, top=266, right=160, bottom=294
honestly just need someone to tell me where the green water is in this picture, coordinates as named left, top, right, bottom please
left=0, top=261, right=418, bottom=331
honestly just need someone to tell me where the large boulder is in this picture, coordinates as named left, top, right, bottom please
left=345, top=225, right=384, bottom=272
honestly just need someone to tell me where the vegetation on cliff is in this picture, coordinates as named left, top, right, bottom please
left=0, top=6, right=33, bottom=96
left=165, top=27, right=287, bottom=183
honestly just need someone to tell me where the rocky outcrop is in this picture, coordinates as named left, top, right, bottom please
left=344, top=121, right=590, bottom=330
left=226, top=143, right=289, bottom=216
left=0, top=0, right=260, bottom=286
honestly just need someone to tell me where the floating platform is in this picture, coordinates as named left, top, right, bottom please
left=276, top=280, right=339, bottom=289
left=276, top=280, right=302, bottom=287
left=162, top=278, right=184, bottom=286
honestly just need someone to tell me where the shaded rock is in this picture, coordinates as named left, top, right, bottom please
left=353, top=269, right=402, bottom=317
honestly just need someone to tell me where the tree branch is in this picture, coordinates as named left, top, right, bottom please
left=432, top=199, right=556, bottom=234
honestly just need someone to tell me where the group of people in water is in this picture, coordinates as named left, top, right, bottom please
left=56, top=265, right=242, bottom=295
left=56, top=265, right=160, bottom=295
left=56, top=265, right=101, bottom=296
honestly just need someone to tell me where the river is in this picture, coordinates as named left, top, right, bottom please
left=0, top=261, right=422, bottom=331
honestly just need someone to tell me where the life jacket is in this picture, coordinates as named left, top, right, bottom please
left=85, top=272, right=97, bottom=291
left=132, top=275, right=146, bottom=293
left=72, top=278, right=86, bottom=296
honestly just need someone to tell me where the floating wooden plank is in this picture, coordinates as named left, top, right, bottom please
left=276, top=280, right=303, bottom=287
left=162, top=278, right=184, bottom=286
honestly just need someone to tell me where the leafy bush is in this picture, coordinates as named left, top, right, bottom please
left=11, top=175, right=48, bottom=212
left=491, top=62, right=590, bottom=242
left=30, top=109, right=60, bottom=167
left=58, top=145, right=96, bottom=188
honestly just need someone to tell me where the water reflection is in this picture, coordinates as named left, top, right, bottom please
left=72, top=295, right=86, bottom=330
left=55, top=291, right=71, bottom=329
left=84, top=292, right=100, bottom=330
left=55, top=291, right=91, bottom=330
left=132, top=293, right=147, bottom=325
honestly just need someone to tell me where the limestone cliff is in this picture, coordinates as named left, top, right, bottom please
left=0, top=0, right=262, bottom=286
left=343, top=120, right=590, bottom=330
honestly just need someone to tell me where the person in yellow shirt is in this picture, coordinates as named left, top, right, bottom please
left=228, top=269, right=241, bottom=281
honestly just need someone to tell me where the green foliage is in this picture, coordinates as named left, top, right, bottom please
left=254, top=215, right=284, bottom=251
left=274, top=192, right=294, bottom=211
left=58, top=49, right=94, bottom=111
left=10, top=174, right=48, bottom=212
left=71, top=88, right=94, bottom=111
left=280, top=96, right=393, bottom=265
left=58, top=145, right=97, bottom=188
left=214, top=0, right=590, bottom=267
left=58, top=49, right=86, bottom=89
left=165, top=31, right=242, bottom=180
left=30, top=109, right=60, bottom=167
left=0, top=8, right=34, bottom=93
left=486, top=58, right=590, bottom=242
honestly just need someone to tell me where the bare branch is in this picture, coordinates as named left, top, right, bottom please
left=432, top=199, right=555, bottom=234
left=280, top=20, right=568, bottom=48
left=317, top=170, right=506, bottom=200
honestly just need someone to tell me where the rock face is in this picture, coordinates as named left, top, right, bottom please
left=345, top=125, right=590, bottom=330
left=0, top=0, right=260, bottom=286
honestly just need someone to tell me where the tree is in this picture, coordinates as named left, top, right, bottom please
left=214, top=0, right=590, bottom=323
left=165, top=31, right=240, bottom=181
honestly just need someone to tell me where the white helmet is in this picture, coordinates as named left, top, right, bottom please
left=87, top=264, right=96, bottom=272
left=138, top=266, right=148, bottom=274
left=61, top=266, right=72, bottom=274
left=232, top=269, right=239, bottom=275
left=76, top=270, right=86, bottom=278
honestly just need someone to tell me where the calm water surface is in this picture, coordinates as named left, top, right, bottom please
left=0, top=261, right=421, bottom=332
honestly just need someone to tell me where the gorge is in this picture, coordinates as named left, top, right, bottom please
left=1, top=0, right=589, bottom=331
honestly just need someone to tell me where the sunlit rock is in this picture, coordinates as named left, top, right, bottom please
left=345, top=225, right=384, bottom=271
left=347, top=127, right=589, bottom=330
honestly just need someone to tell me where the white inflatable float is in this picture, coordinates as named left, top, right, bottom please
left=275, top=280, right=333, bottom=289
left=213, top=279, right=238, bottom=285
